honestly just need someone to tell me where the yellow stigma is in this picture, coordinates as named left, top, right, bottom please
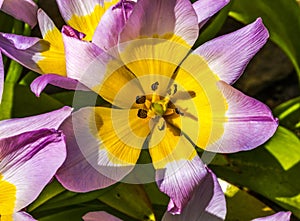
left=150, top=92, right=170, bottom=116
left=151, top=101, right=166, bottom=116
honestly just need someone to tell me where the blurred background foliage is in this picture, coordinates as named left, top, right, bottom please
left=0, top=0, right=299, bottom=220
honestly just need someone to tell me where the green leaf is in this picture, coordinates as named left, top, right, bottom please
left=143, top=182, right=168, bottom=221
left=0, top=83, right=14, bottom=120
left=34, top=184, right=117, bottom=212
left=19, top=71, right=39, bottom=86
left=27, top=179, right=65, bottom=212
left=211, top=126, right=300, bottom=218
left=273, top=97, right=300, bottom=130
left=0, top=83, right=64, bottom=119
left=219, top=179, right=275, bottom=220
left=34, top=203, right=139, bottom=221
left=229, top=0, right=300, bottom=80
left=143, top=182, right=169, bottom=207
left=11, top=19, right=25, bottom=35
left=0, top=11, right=14, bottom=32
left=35, top=205, right=105, bottom=221
left=3, top=20, right=31, bottom=84
left=98, top=183, right=156, bottom=221
left=274, top=97, right=300, bottom=116
left=51, top=91, right=108, bottom=109
left=5, top=60, right=23, bottom=84
left=50, top=92, right=76, bottom=106
left=265, top=126, right=300, bottom=171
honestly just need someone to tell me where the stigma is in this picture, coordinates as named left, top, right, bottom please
left=136, top=81, right=195, bottom=119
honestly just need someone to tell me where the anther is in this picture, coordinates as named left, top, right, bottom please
left=188, top=90, right=196, bottom=98
left=173, top=84, right=178, bottom=94
left=167, top=102, right=175, bottom=109
left=157, top=118, right=166, bottom=131
left=175, top=108, right=184, bottom=116
left=168, top=84, right=178, bottom=95
left=137, top=109, right=148, bottom=119
left=136, top=95, right=146, bottom=104
left=151, top=82, right=159, bottom=91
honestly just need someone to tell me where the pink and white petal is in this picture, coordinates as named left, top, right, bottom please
left=162, top=169, right=226, bottom=221
left=62, top=27, right=110, bottom=89
left=193, top=0, right=229, bottom=29
left=56, top=0, right=102, bottom=23
left=149, top=121, right=207, bottom=214
left=0, top=106, right=72, bottom=139
left=62, top=25, right=86, bottom=40
left=30, top=74, right=91, bottom=97
left=83, top=211, right=122, bottom=221
left=173, top=0, right=199, bottom=45
left=156, top=156, right=207, bottom=215
left=120, top=0, right=199, bottom=46
left=14, top=211, right=37, bottom=221
left=93, top=1, right=135, bottom=50
left=0, top=212, right=36, bottom=221
left=56, top=0, right=112, bottom=41
left=194, top=18, right=269, bottom=84
left=63, top=25, right=143, bottom=108
left=205, top=81, right=278, bottom=153
left=37, top=9, right=59, bottom=39
left=36, top=9, right=67, bottom=76
left=252, top=211, right=292, bottom=221
left=38, top=10, right=85, bottom=43
left=55, top=114, right=118, bottom=192
left=0, top=31, right=65, bottom=76
left=199, top=170, right=226, bottom=220
left=0, top=129, right=66, bottom=213
left=0, top=0, right=3, bottom=7
left=1, top=0, right=38, bottom=28
left=56, top=107, right=145, bottom=192
left=0, top=51, right=4, bottom=103
left=0, top=33, right=45, bottom=74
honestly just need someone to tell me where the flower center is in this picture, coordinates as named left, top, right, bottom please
left=151, top=101, right=167, bottom=116
left=151, top=100, right=168, bottom=116
left=135, top=79, right=197, bottom=125
left=136, top=94, right=172, bottom=119
left=136, top=81, right=184, bottom=120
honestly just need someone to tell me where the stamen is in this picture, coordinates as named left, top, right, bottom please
left=151, top=92, right=160, bottom=103
left=136, top=95, right=146, bottom=104
left=164, top=108, right=175, bottom=116
left=157, top=118, right=166, bottom=131
left=173, top=84, right=178, bottom=94
left=137, top=109, right=148, bottom=119
left=175, top=108, right=184, bottom=116
left=188, top=90, right=196, bottom=98
left=151, top=82, right=159, bottom=91
left=167, top=84, right=177, bottom=95
left=167, top=102, right=175, bottom=109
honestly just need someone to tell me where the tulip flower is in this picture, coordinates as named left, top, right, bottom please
left=0, top=51, right=3, bottom=102
left=0, top=106, right=72, bottom=220
left=0, top=0, right=38, bottom=28
left=0, top=0, right=135, bottom=94
left=55, top=0, right=278, bottom=216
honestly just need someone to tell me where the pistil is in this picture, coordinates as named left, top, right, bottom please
left=136, top=82, right=194, bottom=119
